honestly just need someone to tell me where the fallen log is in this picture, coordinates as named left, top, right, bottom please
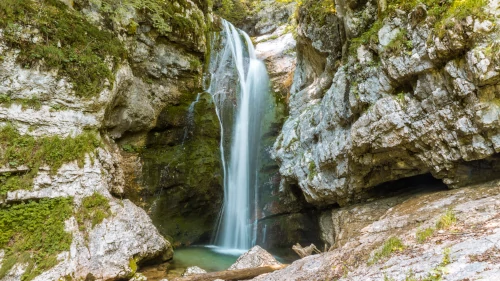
left=172, top=264, right=288, bottom=281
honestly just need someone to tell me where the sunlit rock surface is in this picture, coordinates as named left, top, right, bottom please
left=273, top=0, right=500, bottom=206
left=253, top=179, right=500, bottom=281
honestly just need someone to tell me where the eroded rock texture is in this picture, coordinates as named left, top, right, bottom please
left=253, top=179, right=500, bottom=281
left=273, top=0, right=500, bottom=206
left=0, top=0, right=215, bottom=279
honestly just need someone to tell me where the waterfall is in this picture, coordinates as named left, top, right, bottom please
left=206, top=19, right=269, bottom=251
left=182, top=93, right=202, bottom=144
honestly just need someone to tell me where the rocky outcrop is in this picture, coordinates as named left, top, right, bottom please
left=253, top=179, right=500, bottom=281
left=250, top=1, right=324, bottom=255
left=241, top=0, right=297, bottom=36
left=273, top=0, right=500, bottom=206
left=0, top=0, right=216, bottom=279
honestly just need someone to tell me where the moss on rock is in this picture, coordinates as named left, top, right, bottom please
left=135, top=91, right=223, bottom=246
left=0, top=197, right=73, bottom=281
left=0, top=0, right=126, bottom=97
left=0, top=125, right=101, bottom=197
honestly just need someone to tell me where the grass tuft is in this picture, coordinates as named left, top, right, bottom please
left=416, top=227, right=435, bottom=243
left=435, top=209, right=457, bottom=229
left=370, top=237, right=405, bottom=264
left=76, top=192, right=111, bottom=232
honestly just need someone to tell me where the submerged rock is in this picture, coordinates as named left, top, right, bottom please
left=229, top=246, right=281, bottom=270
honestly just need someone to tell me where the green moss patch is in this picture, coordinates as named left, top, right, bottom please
left=302, top=0, right=336, bottom=25
left=0, top=125, right=101, bottom=197
left=0, top=197, right=73, bottom=281
left=348, top=0, right=488, bottom=56
left=0, top=95, right=42, bottom=110
left=370, top=237, right=405, bottom=264
left=0, top=0, right=126, bottom=97
left=97, top=0, right=206, bottom=46
left=76, top=192, right=111, bottom=231
left=213, top=0, right=251, bottom=26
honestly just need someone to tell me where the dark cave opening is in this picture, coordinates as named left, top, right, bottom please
left=366, top=173, right=448, bottom=201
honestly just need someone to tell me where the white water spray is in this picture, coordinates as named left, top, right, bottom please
left=206, top=20, right=269, bottom=251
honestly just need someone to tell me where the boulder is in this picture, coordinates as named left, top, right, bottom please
left=229, top=246, right=281, bottom=270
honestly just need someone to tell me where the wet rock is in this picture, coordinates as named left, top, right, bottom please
left=229, top=246, right=281, bottom=270
left=255, top=25, right=297, bottom=96
left=241, top=0, right=296, bottom=36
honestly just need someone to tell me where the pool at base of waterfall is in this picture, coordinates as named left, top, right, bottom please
left=139, top=245, right=293, bottom=280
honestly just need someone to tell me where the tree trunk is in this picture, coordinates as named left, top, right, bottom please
left=172, top=264, right=288, bottom=281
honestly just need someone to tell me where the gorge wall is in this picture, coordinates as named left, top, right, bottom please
left=2, top=0, right=500, bottom=280
left=273, top=0, right=500, bottom=206
left=258, top=0, right=500, bottom=280
left=0, top=0, right=216, bottom=279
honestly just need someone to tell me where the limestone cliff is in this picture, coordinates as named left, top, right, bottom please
left=261, top=0, right=500, bottom=280
left=0, top=0, right=215, bottom=279
left=273, top=0, right=500, bottom=206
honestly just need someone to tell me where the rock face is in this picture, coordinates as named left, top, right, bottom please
left=273, top=0, right=500, bottom=206
left=250, top=1, right=325, bottom=255
left=241, top=0, right=297, bottom=36
left=0, top=0, right=216, bottom=279
left=252, top=179, right=500, bottom=281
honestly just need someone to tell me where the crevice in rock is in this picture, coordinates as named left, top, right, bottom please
left=364, top=173, right=448, bottom=202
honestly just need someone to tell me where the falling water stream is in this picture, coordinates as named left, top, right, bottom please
left=207, top=19, right=270, bottom=252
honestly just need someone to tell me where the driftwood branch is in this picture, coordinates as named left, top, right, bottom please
left=292, top=243, right=321, bottom=258
left=172, top=264, right=288, bottom=281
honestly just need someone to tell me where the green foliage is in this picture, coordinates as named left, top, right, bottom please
left=302, top=0, right=336, bottom=25
left=348, top=0, right=488, bottom=56
left=97, top=0, right=206, bottom=42
left=421, top=248, right=452, bottom=281
left=370, top=237, right=405, bottom=264
left=121, top=144, right=144, bottom=153
left=76, top=192, right=111, bottom=231
left=386, top=29, right=412, bottom=53
left=214, top=0, right=251, bottom=26
left=416, top=227, right=435, bottom=243
left=0, top=125, right=101, bottom=196
left=0, top=198, right=73, bottom=280
left=349, top=20, right=383, bottom=56
left=436, top=209, right=456, bottom=229
left=0, top=94, right=42, bottom=110
left=415, top=210, right=457, bottom=243
left=308, top=161, right=317, bottom=180
left=0, top=0, right=126, bottom=97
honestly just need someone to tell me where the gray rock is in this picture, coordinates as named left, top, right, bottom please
left=252, top=180, right=500, bottom=281
left=229, top=246, right=281, bottom=270
left=273, top=0, right=500, bottom=206
left=182, top=266, right=207, bottom=276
